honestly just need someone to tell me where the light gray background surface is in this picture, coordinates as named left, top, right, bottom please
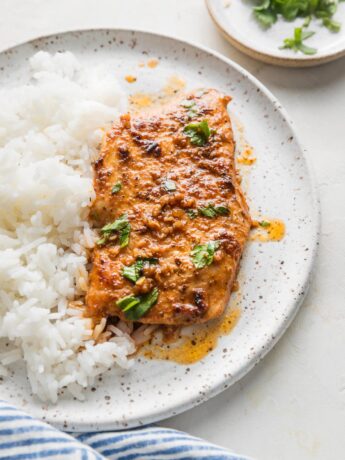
left=1, top=1, right=344, bottom=459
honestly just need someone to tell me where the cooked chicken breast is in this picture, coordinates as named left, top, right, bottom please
left=86, top=89, right=251, bottom=325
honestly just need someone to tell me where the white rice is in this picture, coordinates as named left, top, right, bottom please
left=0, top=51, right=137, bottom=403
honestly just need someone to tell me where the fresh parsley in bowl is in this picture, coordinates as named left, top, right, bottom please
left=252, top=0, right=344, bottom=54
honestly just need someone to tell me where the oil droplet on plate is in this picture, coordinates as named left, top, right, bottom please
left=147, top=58, right=159, bottom=68
left=237, top=146, right=256, bottom=165
left=251, top=219, right=285, bottom=242
left=125, top=75, right=137, bottom=83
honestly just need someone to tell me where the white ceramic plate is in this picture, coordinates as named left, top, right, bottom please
left=0, top=29, right=318, bottom=431
left=206, top=0, right=345, bottom=67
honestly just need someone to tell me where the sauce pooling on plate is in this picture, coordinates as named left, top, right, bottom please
left=141, top=306, right=240, bottom=364
left=129, top=75, right=186, bottom=111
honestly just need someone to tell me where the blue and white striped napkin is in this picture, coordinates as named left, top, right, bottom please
left=0, top=401, right=250, bottom=460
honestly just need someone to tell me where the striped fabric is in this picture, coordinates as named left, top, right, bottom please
left=0, top=401, right=250, bottom=460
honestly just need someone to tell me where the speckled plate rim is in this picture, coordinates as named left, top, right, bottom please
left=205, top=0, right=345, bottom=67
left=0, top=28, right=320, bottom=430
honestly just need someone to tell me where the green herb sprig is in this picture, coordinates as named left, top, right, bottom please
left=186, top=204, right=230, bottom=219
left=116, top=287, right=159, bottom=320
left=181, top=100, right=200, bottom=119
left=186, top=209, right=198, bottom=219
left=280, top=27, right=317, bottom=54
left=122, top=257, right=158, bottom=283
left=111, top=182, right=122, bottom=194
left=198, top=203, right=230, bottom=218
left=183, top=120, right=212, bottom=146
left=253, top=0, right=343, bottom=28
left=191, top=240, right=220, bottom=269
left=97, top=213, right=131, bottom=247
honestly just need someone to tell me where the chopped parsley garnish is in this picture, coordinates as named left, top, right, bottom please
left=141, top=257, right=159, bottom=265
left=303, top=15, right=312, bottom=27
left=183, top=120, right=212, bottom=146
left=254, top=0, right=277, bottom=27
left=259, top=220, right=271, bottom=228
left=198, top=203, right=230, bottom=218
left=116, top=295, right=140, bottom=311
left=322, top=17, right=341, bottom=32
left=122, top=257, right=158, bottom=283
left=111, top=182, right=122, bottom=194
left=186, top=204, right=230, bottom=219
left=316, top=0, right=341, bottom=19
left=122, top=261, right=143, bottom=284
left=181, top=99, right=199, bottom=118
left=97, top=213, right=131, bottom=247
left=162, top=179, right=177, bottom=192
left=191, top=240, right=220, bottom=269
left=280, top=28, right=317, bottom=55
left=253, top=0, right=343, bottom=27
left=116, top=287, right=159, bottom=321
left=186, top=209, right=198, bottom=219
left=251, top=0, right=344, bottom=54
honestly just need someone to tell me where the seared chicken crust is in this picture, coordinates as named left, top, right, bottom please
left=86, top=89, right=251, bottom=325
